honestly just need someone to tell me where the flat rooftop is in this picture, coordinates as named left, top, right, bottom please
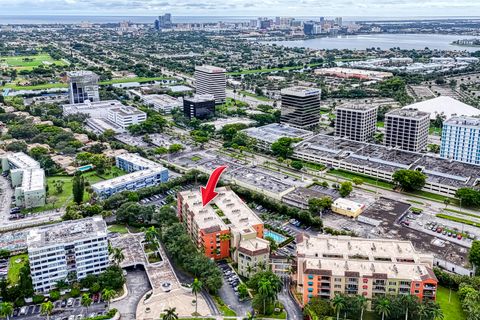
left=303, top=257, right=434, bottom=281
left=336, top=104, right=378, bottom=112
left=195, top=65, right=226, bottom=73
left=184, top=94, right=215, bottom=103
left=116, top=153, right=160, bottom=169
left=281, top=86, right=321, bottom=97
left=179, top=187, right=263, bottom=232
left=242, top=123, right=313, bottom=144
left=27, top=216, right=107, bottom=249
left=67, top=70, right=99, bottom=80
left=63, top=100, right=125, bottom=112
left=110, top=106, right=146, bottom=117
left=142, top=94, right=182, bottom=106
left=21, top=168, right=45, bottom=192
left=386, top=108, right=430, bottom=119
left=445, top=116, right=480, bottom=127
left=91, top=166, right=167, bottom=190
left=4, top=152, right=40, bottom=169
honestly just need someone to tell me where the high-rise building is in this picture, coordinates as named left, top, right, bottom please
left=177, top=187, right=269, bottom=277
left=303, top=22, right=315, bottom=35
left=335, top=104, right=378, bottom=142
left=385, top=108, right=430, bottom=152
left=27, top=217, right=109, bottom=293
left=155, top=13, right=172, bottom=30
left=67, top=71, right=100, bottom=104
left=194, top=65, right=226, bottom=104
left=335, top=17, right=343, bottom=26
left=440, top=116, right=480, bottom=165
left=296, top=234, right=437, bottom=305
left=183, top=94, right=216, bottom=120
left=280, top=86, right=321, bottom=130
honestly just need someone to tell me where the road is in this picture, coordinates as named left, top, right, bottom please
left=278, top=277, right=303, bottom=320
left=0, top=175, right=13, bottom=222
left=111, top=268, right=152, bottom=320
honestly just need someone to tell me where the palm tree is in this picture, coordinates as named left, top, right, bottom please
left=40, top=301, right=54, bottom=320
left=374, top=297, right=391, bottom=320
left=162, top=307, right=178, bottom=320
left=219, top=233, right=231, bottom=242
left=0, top=302, right=14, bottom=320
left=258, top=278, right=274, bottom=315
left=143, top=226, right=159, bottom=245
left=399, top=294, right=418, bottom=320
left=417, top=303, right=429, bottom=320
left=356, top=295, right=368, bottom=320
left=112, top=247, right=125, bottom=265
left=191, top=278, right=203, bottom=314
left=332, top=294, right=346, bottom=320
left=443, top=198, right=451, bottom=209
left=81, top=294, right=92, bottom=315
left=425, top=301, right=444, bottom=320
left=102, top=288, right=116, bottom=310
left=246, top=265, right=254, bottom=277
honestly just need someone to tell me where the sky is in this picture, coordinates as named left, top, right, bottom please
left=0, top=0, right=479, bottom=17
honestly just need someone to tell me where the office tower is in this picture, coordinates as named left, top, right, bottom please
left=194, top=65, right=226, bottom=104
left=183, top=94, right=216, bottom=120
left=67, top=71, right=100, bottom=104
left=319, top=17, right=325, bottom=25
left=335, top=104, right=378, bottom=142
left=280, top=86, right=321, bottom=130
left=177, top=187, right=269, bottom=277
left=385, top=108, right=430, bottom=152
left=440, top=117, right=480, bottom=165
left=275, top=17, right=281, bottom=26
left=303, top=22, right=315, bottom=35
left=335, top=17, right=343, bottom=26
left=27, top=217, right=109, bottom=293
left=155, top=13, right=172, bottom=30
left=297, top=234, right=437, bottom=304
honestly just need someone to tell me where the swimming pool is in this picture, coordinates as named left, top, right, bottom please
left=264, top=229, right=287, bottom=244
left=77, top=164, right=94, bottom=172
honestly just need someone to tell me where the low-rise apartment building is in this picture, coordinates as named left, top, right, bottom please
left=115, top=153, right=160, bottom=172
left=296, top=234, right=437, bottom=305
left=177, top=187, right=269, bottom=277
left=1, top=152, right=46, bottom=208
left=27, top=216, right=109, bottom=293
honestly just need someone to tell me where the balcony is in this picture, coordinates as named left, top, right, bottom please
left=424, top=284, right=437, bottom=290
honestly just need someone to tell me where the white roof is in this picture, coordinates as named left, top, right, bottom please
left=402, top=96, right=480, bottom=120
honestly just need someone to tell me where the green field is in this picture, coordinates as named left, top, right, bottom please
left=1, top=76, right=173, bottom=91
left=7, top=254, right=28, bottom=285
left=437, top=286, right=466, bottom=320
left=108, top=224, right=129, bottom=234
left=239, top=90, right=272, bottom=102
left=39, top=167, right=126, bottom=212
left=0, top=54, right=68, bottom=71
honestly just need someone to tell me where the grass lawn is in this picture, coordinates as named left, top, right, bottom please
left=437, top=286, right=466, bottom=320
left=108, top=224, right=129, bottom=234
left=409, top=190, right=458, bottom=205
left=445, top=208, right=480, bottom=219
left=40, top=168, right=126, bottom=211
left=7, top=254, right=28, bottom=285
left=377, top=121, right=385, bottom=128
left=0, top=53, right=69, bottom=71
left=407, top=199, right=424, bottom=205
left=239, top=90, right=272, bottom=102
left=213, top=296, right=237, bottom=317
left=257, top=311, right=287, bottom=319
left=191, top=156, right=202, bottom=161
left=328, top=169, right=394, bottom=189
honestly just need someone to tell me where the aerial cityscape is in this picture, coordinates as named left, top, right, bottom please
left=1, top=2, right=480, bottom=320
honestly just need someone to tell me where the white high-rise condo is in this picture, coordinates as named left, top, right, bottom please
left=335, top=104, right=378, bottom=142
left=440, top=117, right=480, bottom=165
left=194, top=65, right=226, bottom=104
left=27, top=217, right=109, bottom=293
left=385, top=108, right=430, bottom=152
left=67, top=71, right=100, bottom=104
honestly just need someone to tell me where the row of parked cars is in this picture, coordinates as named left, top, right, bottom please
left=218, top=262, right=242, bottom=300
left=0, top=258, right=8, bottom=280
left=424, top=222, right=475, bottom=240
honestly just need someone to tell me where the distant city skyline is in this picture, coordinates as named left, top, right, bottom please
left=0, top=0, right=478, bottom=17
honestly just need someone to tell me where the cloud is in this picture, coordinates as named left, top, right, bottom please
left=0, top=0, right=478, bottom=16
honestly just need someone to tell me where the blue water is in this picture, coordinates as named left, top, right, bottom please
left=264, top=230, right=287, bottom=243
left=78, top=165, right=93, bottom=172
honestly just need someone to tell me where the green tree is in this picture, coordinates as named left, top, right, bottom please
left=81, top=293, right=92, bottom=314
left=54, top=180, right=64, bottom=194
left=191, top=278, right=203, bottom=314
left=455, top=188, right=480, bottom=208
left=102, top=288, right=116, bottom=310
left=40, top=301, right=54, bottom=320
left=304, top=296, right=333, bottom=320
left=112, top=247, right=125, bottom=265
left=257, top=278, right=274, bottom=315
left=162, top=307, right=178, bottom=320
left=469, top=240, right=480, bottom=275
left=374, top=297, right=391, bottom=320
left=338, top=181, right=353, bottom=197
left=291, top=160, right=303, bottom=170
left=168, top=144, right=184, bottom=154
left=72, top=175, right=85, bottom=204
left=356, top=295, right=368, bottom=320
left=392, top=169, right=427, bottom=191
left=308, top=197, right=333, bottom=215
left=352, top=177, right=363, bottom=186
left=332, top=294, right=346, bottom=320
left=0, top=302, right=14, bottom=320
left=238, top=283, right=249, bottom=300
left=271, top=137, right=296, bottom=158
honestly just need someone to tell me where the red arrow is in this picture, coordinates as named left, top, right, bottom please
left=201, top=165, right=227, bottom=207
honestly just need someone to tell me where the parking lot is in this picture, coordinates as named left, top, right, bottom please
left=217, top=261, right=251, bottom=316
left=11, top=296, right=107, bottom=320
left=0, top=174, right=14, bottom=223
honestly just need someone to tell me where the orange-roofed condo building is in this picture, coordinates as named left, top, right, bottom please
left=296, top=234, right=438, bottom=306
left=178, top=187, right=269, bottom=277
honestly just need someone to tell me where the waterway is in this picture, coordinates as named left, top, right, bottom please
left=265, top=33, right=480, bottom=52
